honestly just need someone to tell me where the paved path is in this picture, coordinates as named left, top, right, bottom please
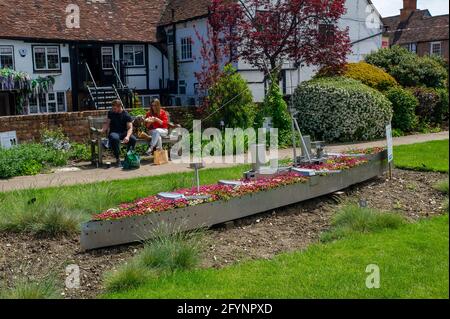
left=1, top=131, right=448, bottom=192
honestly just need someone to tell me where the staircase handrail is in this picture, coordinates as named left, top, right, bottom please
left=112, top=62, right=125, bottom=89
left=85, top=62, right=98, bottom=90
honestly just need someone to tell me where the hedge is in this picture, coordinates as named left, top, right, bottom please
left=385, top=87, right=418, bottom=132
left=365, top=46, right=448, bottom=88
left=292, top=77, right=393, bottom=142
left=343, top=62, right=398, bottom=92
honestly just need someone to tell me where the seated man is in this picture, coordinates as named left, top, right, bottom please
left=100, top=99, right=136, bottom=167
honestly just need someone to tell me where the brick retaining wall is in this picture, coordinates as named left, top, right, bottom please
left=0, top=107, right=200, bottom=143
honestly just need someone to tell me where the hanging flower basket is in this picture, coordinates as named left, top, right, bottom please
left=0, top=68, right=56, bottom=114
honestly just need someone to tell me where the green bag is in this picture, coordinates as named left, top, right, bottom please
left=123, top=149, right=141, bottom=170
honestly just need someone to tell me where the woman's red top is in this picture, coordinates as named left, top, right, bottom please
left=145, top=110, right=169, bottom=130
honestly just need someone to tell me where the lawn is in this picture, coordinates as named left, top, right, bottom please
left=394, top=139, right=449, bottom=173
left=104, top=214, right=449, bottom=299
left=0, top=164, right=250, bottom=222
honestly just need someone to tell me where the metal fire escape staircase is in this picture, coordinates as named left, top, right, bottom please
left=85, top=62, right=130, bottom=109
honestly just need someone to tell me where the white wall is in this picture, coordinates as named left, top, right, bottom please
left=0, top=39, right=72, bottom=92
left=148, top=45, right=168, bottom=91
left=167, top=0, right=383, bottom=104
left=342, top=0, right=383, bottom=62
left=166, top=18, right=209, bottom=104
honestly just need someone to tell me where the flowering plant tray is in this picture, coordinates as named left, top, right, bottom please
left=80, top=150, right=387, bottom=251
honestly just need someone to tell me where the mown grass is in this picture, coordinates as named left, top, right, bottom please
left=0, top=165, right=249, bottom=236
left=393, top=139, right=449, bottom=173
left=320, top=205, right=406, bottom=242
left=104, top=214, right=449, bottom=299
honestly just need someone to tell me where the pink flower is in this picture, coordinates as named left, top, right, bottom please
left=92, top=153, right=371, bottom=221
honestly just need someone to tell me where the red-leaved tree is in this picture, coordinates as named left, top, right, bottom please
left=209, top=0, right=352, bottom=79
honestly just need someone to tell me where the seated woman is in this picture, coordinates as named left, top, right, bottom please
left=144, top=99, right=169, bottom=155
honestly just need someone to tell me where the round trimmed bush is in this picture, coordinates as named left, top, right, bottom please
left=385, top=87, right=418, bottom=132
left=343, top=62, right=398, bottom=91
left=293, top=77, right=393, bottom=142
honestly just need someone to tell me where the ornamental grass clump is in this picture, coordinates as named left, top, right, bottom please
left=103, top=225, right=205, bottom=293
left=0, top=276, right=60, bottom=299
left=0, top=199, right=83, bottom=237
left=434, top=179, right=449, bottom=195
left=321, top=205, right=406, bottom=242
left=293, top=77, right=393, bottom=142
left=434, top=179, right=449, bottom=213
left=103, top=262, right=155, bottom=293
left=138, top=224, right=204, bottom=272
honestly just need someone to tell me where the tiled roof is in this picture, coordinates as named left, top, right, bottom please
left=383, top=10, right=449, bottom=45
left=0, top=0, right=168, bottom=43
left=159, top=0, right=211, bottom=26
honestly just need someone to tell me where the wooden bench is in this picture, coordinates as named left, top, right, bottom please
left=88, top=115, right=182, bottom=166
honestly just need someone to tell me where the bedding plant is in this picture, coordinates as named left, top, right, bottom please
left=93, top=154, right=374, bottom=221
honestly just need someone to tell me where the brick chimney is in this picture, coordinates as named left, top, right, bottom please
left=400, top=0, right=417, bottom=21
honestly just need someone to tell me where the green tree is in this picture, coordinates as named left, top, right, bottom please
left=207, top=64, right=255, bottom=128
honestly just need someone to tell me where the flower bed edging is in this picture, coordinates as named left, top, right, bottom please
left=80, top=150, right=387, bottom=251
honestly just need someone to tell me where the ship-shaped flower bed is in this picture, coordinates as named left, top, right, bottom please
left=81, top=149, right=387, bottom=251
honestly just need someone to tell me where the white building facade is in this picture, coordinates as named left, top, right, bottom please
left=163, top=0, right=384, bottom=103
left=0, top=0, right=383, bottom=115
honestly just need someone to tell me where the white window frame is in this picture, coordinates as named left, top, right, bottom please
left=180, top=37, right=193, bottom=61
left=178, top=80, right=187, bottom=95
left=430, top=41, right=442, bottom=56
left=101, top=47, right=114, bottom=70
left=33, top=45, right=61, bottom=71
left=0, top=46, right=14, bottom=69
left=27, top=91, right=66, bottom=114
left=123, top=45, right=145, bottom=67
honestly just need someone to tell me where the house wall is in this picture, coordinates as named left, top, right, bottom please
left=114, top=44, right=169, bottom=92
left=343, top=0, right=383, bottom=62
left=0, top=39, right=72, bottom=115
left=0, top=39, right=72, bottom=92
left=417, top=40, right=449, bottom=61
left=165, top=18, right=209, bottom=105
left=166, top=0, right=383, bottom=104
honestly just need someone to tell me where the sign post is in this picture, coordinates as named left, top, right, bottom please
left=386, top=123, right=394, bottom=179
